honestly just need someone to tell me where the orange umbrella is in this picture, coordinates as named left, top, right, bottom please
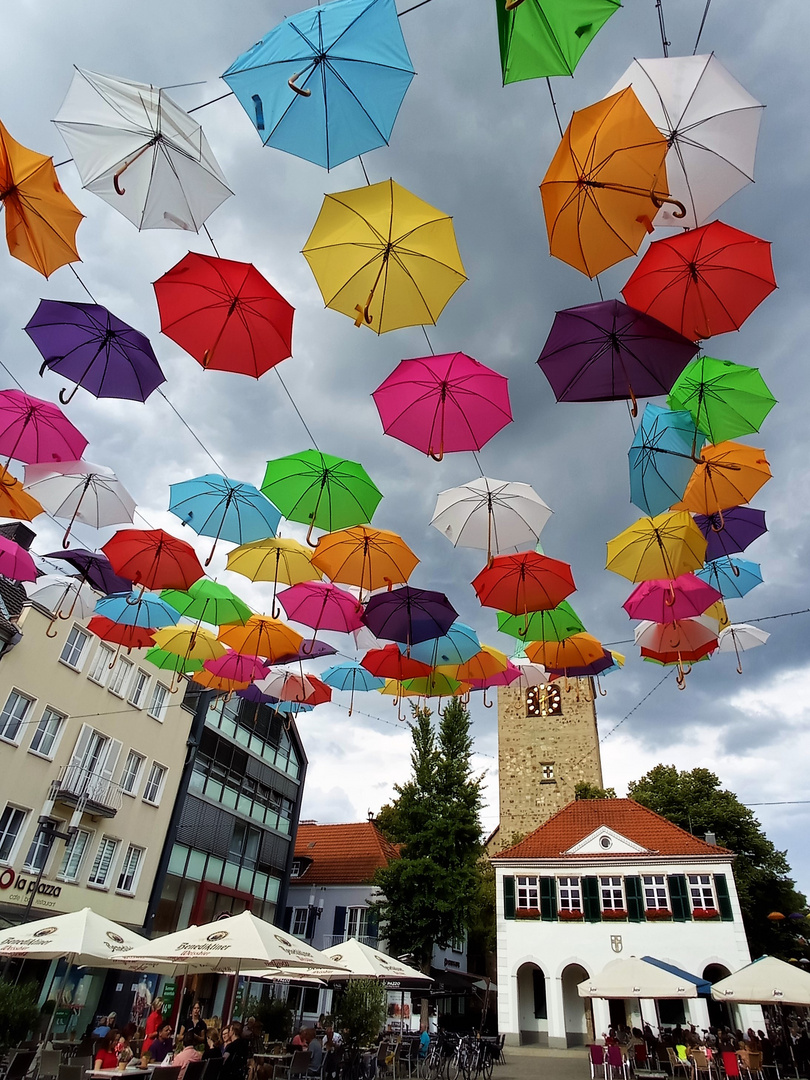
left=671, top=442, right=771, bottom=520
left=526, top=633, right=604, bottom=669
left=311, top=525, right=418, bottom=595
left=218, top=614, right=303, bottom=662
left=540, top=88, right=680, bottom=278
left=0, top=119, right=83, bottom=278
left=440, top=645, right=510, bottom=682
left=0, top=467, right=43, bottom=520
left=192, top=669, right=250, bottom=693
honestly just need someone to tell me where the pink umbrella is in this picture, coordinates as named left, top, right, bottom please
left=623, top=573, right=723, bottom=623
left=0, top=389, right=88, bottom=475
left=372, top=352, right=512, bottom=461
left=203, top=651, right=271, bottom=683
left=467, top=661, right=521, bottom=690
left=278, top=581, right=364, bottom=649
left=0, top=535, right=38, bottom=582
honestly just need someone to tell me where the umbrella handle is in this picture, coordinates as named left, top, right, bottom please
left=676, top=668, right=687, bottom=690
left=733, top=636, right=744, bottom=675
left=271, top=597, right=282, bottom=619
left=650, top=191, right=687, bottom=219
left=628, top=384, right=638, bottom=418
left=504, top=0, right=525, bottom=8
left=711, top=507, right=726, bottom=532
left=597, top=676, right=608, bottom=697
left=483, top=688, right=492, bottom=709
left=305, top=519, right=318, bottom=547
left=428, top=445, right=444, bottom=462
left=384, top=576, right=394, bottom=592
left=58, top=383, right=80, bottom=405
left=288, top=73, right=312, bottom=98
left=354, top=292, right=375, bottom=327
left=113, top=138, right=158, bottom=196
left=113, top=169, right=127, bottom=196
left=45, top=614, right=59, bottom=639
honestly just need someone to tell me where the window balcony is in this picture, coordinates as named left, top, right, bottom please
left=322, top=933, right=379, bottom=949
left=54, top=764, right=122, bottom=818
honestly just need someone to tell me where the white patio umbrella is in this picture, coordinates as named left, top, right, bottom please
left=320, top=937, right=433, bottom=988
left=24, top=459, right=136, bottom=548
left=578, top=957, right=701, bottom=1000
left=54, top=68, right=233, bottom=232
left=711, top=955, right=810, bottom=1006
left=717, top=623, right=770, bottom=673
left=25, top=573, right=97, bottom=632
left=607, top=54, right=764, bottom=229
left=430, top=477, right=553, bottom=562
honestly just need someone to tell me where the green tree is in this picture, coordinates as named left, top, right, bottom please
left=373, top=700, right=484, bottom=972
left=574, top=781, right=617, bottom=800
left=334, top=981, right=387, bottom=1049
left=628, top=765, right=807, bottom=960
left=0, top=980, right=39, bottom=1052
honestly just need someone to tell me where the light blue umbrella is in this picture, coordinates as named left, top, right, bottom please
left=321, top=660, right=384, bottom=714
left=94, top=591, right=180, bottom=628
left=168, top=474, right=281, bottom=566
left=696, top=557, right=763, bottom=599
left=222, top=0, right=415, bottom=169
left=628, top=403, right=704, bottom=516
left=404, top=621, right=480, bottom=666
left=275, top=700, right=314, bottom=715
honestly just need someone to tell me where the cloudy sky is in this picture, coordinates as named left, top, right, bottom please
left=4, top=1, right=810, bottom=893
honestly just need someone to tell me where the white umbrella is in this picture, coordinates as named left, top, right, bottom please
left=24, top=459, right=136, bottom=547
left=25, top=573, right=97, bottom=632
left=509, top=654, right=549, bottom=690
left=578, top=956, right=700, bottom=999
left=0, top=906, right=151, bottom=964
left=54, top=68, right=232, bottom=232
left=717, top=623, right=770, bottom=673
left=607, top=54, right=764, bottom=229
left=711, top=955, right=810, bottom=1006
left=430, top=477, right=553, bottom=562
left=320, top=937, right=433, bottom=988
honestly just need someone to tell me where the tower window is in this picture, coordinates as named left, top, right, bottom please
left=526, top=684, right=562, bottom=718
left=540, top=763, right=555, bottom=782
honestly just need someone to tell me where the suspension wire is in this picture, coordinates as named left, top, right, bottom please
left=358, top=155, right=371, bottom=186
left=157, top=388, right=227, bottom=475
left=398, top=0, right=433, bottom=15
left=594, top=274, right=604, bottom=301
left=0, top=358, right=26, bottom=393
left=655, top=0, right=670, bottom=56
left=546, top=79, right=564, bottom=138
left=163, top=80, right=209, bottom=90
left=603, top=607, right=810, bottom=648
left=274, top=368, right=321, bottom=451
left=693, top=0, right=713, bottom=54
left=471, top=451, right=486, bottom=479
left=187, top=91, right=234, bottom=115
left=203, top=225, right=220, bottom=257
left=69, top=266, right=98, bottom=304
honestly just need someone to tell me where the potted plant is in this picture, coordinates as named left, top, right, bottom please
left=515, top=908, right=541, bottom=920
left=0, top=980, right=40, bottom=1053
left=645, top=908, right=673, bottom=920
left=559, top=909, right=584, bottom=921
left=602, top=909, right=628, bottom=921
left=693, top=907, right=720, bottom=920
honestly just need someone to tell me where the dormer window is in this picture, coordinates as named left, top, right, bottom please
left=291, top=859, right=303, bottom=878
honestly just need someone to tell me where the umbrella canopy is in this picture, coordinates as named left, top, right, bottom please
left=145, top=647, right=204, bottom=675
left=103, top=528, right=204, bottom=591
left=204, top=651, right=271, bottom=683
left=405, top=622, right=481, bottom=667
left=311, top=526, right=418, bottom=594
left=579, top=956, right=701, bottom=999
left=223, top=0, right=414, bottom=170
left=673, top=442, right=771, bottom=517
left=399, top=672, right=466, bottom=699
left=361, top=643, right=432, bottom=682
left=219, top=615, right=303, bottom=662
left=711, top=956, right=810, bottom=1007
left=510, top=654, right=549, bottom=690
left=26, top=574, right=96, bottom=621
left=0, top=535, right=38, bottom=582
left=606, top=511, right=708, bottom=583
left=0, top=467, right=43, bottom=520
left=261, top=450, right=382, bottom=543
left=320, top=937, right=432, bottom=987
left=622, top=221, right=777, bottom=341
left=0, top=389, right=88, bottom=471
left=302, top=178, right=467, bottom=334
left=160, top=578, right=252, bottom=628
left=548, top=649, right=617, bottom=678
left=623, top=574, right=723, bottom=623
left=278, top=581, right=364, bottom=636
left=154, top=252, right=294, bottom=378
left=540, top=88, right=672, bottom=278
left=0, top=119, right=83, bottom=278
left=695, top=557, right=763, bottom=600
left=25, top=299, right=165, bottom=405
left=497, top=0, right=620, bottom=85
left=526, top=633, right=605, bottom=670
left=169, top=474, right=282, bottom=565
left=256, top=670, right=331, bottom=704
left=537, top=300, right=698, bottom=414
left=635, top=618, right=718, bottom=662
left=607, top=54, right=764, bottom=229
left=372, top=352, right=512, bottom=460
left=0, top=906, right=150, bottom=964
left=363, top=586, right=457, bottom=647
left=152, top=624, right=226, bottom=663
left=54, top=68, right=232, bottom=232
left=444, top=645, right=510, bottom=682
left=322, top=661, right=385, bottom=693
left=472, top=552, right=576, bottom=624
left=276, top=638, right=338, bottom=663
left=193, top=669, right=250, bottom=693
left=24, top=460, right=136, bottom=548
left=94, top=591, right=180, bottom=629
left=716, top=623, right=770, bottom=673
left=628, top=403, right=704, bottom=517
left=87, top=615, right=155, bottom=650
left=42, top=547, right=131, bottom=595
left=667, top=356, right=777, bottom=445
left=226, top=536, right=321, bottom=588
left=430, top=476, right=552, bottom=562
left=497, top=600, right=585, bottom=643
left=694, top=506, right=767, bottom=562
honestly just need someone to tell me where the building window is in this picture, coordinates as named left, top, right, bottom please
left=59, top=829, right=91, bottom=882
left=642, top=874, right=669, bottom=909
left=688, top=874, right=716, bottom=910
left=121, top=751, right=145, bottom=796
left=60, top=626, right=90, bottom=670
left=143, top=762, right=167, bottom=806
left=87, top=644, right=115, bottom=685
left=88, top=836, right=119, bottom=888
left=290, top=859, right=302, bottom=878
left=292, top=908, right=309, bottom=938
left=108, top=656, right=133, bottom=698
left=600, top=876, right=625, bottom=911
left=129, top=670, right=150, bottom=708
left=149, top=684, right=169, bottom=722
left=0, top=805, right=27, bottom=863
left=23, top=823, right=54, bottom=873
left=346, top=907, right=369, bottom=939
left=116, top=844, right=144, bottom=895
left=0, top=690, right=34, bottom=745
left=29, top=708, right=65, bottom=759
left=516, top=875, right=539, bottom=910
left=229, top=821, right=261, bottom=869
left=450, top=935, right=465, bottom=953
left=558, top=876, right=582, bottom=911
left=540, top=763, right=555, bottom=782
left=526, top=684, right=562, bottom=718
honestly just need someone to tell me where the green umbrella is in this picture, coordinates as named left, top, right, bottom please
left=497, top=599, right=585, bottom=642
left=668, top=356, right=777, bottom=446
left=160, top=578, right=252, bottom=627
left=145, top=647, right=204, bottom=675
left=497, top=0, right=621, bottom=85
left=261, top=450, right=383, bottom=545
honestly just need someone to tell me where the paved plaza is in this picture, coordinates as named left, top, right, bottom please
left=499, top=1046, right=589, bottom=1080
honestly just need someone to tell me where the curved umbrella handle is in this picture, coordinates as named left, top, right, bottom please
left=288, top=73, right=312, bottom=98
left=428, top=445, right=444, bottom=462
left=597, top=677, right=608, bottom=697
left=113, top=168, right=127, bottom=196
left=650, top=191, right=687, bottom=219
left=504, top=0, right=525, bottom=8
left=676, top=669, right=687, bottom=690
left=483, top=688, right=493, bottom=709
left=45, top=615, right=60, bottom=639
left=59, top=383, right=80, bottom=405
left=305, top=519, right=318, bottom=548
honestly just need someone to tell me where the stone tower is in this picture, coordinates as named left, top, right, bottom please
left=492, top=679, right=603, bottom=850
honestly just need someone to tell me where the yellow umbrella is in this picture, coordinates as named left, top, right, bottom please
left=526, top=633, right=604, bottom=669
left=0, top=466, right=44, bottom=521
left=218, top=614, right=303, bottom=662
left=226, top=536, right=321, bottom=616
left=302, top=178, right=467, bottom=334
left=151, top=625, right=226, bottom=663
left=0, top=119, right=83, bottom=278
left=606, top=511, right=707, bottom=583
left=311, top=525, right=418, bottom=595
left=703, top=600, right=730, bottom=632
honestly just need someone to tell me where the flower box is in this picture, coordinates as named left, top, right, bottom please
left=559, top=908, right=584, bottom=921
left=515, top=907, right=541, bottom=920
left=645, top=908, right=673, bottom=921
left=602, top=909, right=628, bottom=921
left=693, top=907, right=720, bottom=920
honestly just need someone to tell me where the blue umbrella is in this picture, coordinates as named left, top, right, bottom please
left=321, top=660, right=384, bottom=714
left=404, top=621, right=480, bottom=666
left=628, top=403, right=704, bottom=516
left=168, top=474, right=281, bottom=566
left=275, top=700, right=314, bottom=715
left=696, top=557, right=763, bottom=600
left=94, top=591, right=181, bottom=628
left=222, top=0, right=415, bottom=169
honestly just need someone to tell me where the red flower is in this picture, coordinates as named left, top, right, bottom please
left=645, top=908, right=673, bottom=920
left=559, top=909, right=584, bottom=921
left=602, top=909, right=628, bottom=920
left=515, top=907, right=541, bottom=919
left=693, top=907, right=720, bottom=920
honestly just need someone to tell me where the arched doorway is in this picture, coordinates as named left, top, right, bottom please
left=704, top=964, right=732, bottom=1030
left=516, top=962, right=548, bottom=1045
left=561, top=964, right=593, bottom=1047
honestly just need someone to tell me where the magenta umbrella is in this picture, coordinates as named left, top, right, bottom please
left=372, top=352, right=512, bottom=461
left=623, top=573, right=723, bottom=624
left=203, top=651, right=271, bottom=683
left=277, top=580, right=365, bottom=651
left=0, top=389, right=88, bottom=475
left=0, top=535, right=38, bottom=582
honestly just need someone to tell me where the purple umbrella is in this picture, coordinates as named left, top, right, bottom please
left=694, top=507, right=767, bottom=562
left=43, top=548, right=132, bottom=595
left=25, top=300, right=166, bottom=404
left=363, top=586, right=457, bottom=647
left=537, top=299, right=698, bottom=416
left=547, top=650, right=617, bottom=678
left=237, top=684, right=279, bottom=704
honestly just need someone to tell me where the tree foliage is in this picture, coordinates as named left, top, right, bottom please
left=628, top=765, right=807, bottom=960
left=575, top=781, right=617, bottom=800
left=373, top=700, right=484, bottom=972
left=0, top=980, right=39, bottom=1051
left=334, top=980, right=387, bottom=1048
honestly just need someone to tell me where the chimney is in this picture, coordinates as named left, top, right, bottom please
left=704, top=831, right=717, bottom=846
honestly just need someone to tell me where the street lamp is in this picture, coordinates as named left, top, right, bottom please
left=22, top=784, right=86, bottom=923
left=307, top=893, right=324, bottom=945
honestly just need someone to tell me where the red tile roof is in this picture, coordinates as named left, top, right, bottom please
left=494, top=799, right=730, bottom=860
left=293, top=821, right=399, bottom=885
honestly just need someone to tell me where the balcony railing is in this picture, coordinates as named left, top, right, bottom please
left=55, top=764, right=122, bottom=817
left=322, top=934, right=379, bottom=949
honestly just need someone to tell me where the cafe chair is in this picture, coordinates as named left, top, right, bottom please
left=183, top=1063, right=208, bottom=1080
left=606, top=1044, right=628, bottom=1080
left=55, top=1065, right=81, bottom=1080
left=738, top=1051, right=764, bottom=1080
left=588, top=1045, right=606, bottom=1080
left=691, top=1049, right=713, bottom=1080
left=203, top=1061, right=224, bottom=1080
left=37, top=1050, right=63, bottom=1080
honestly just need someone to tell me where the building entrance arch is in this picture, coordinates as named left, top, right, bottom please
left=516, top=962, right=548, bottom=1045
left=561, top=963, right=593, bottom=1047
left=704, top=964, right=733, bottom=1030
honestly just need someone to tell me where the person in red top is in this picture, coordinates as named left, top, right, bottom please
left=142, top=998, right=165, bottom=1055
left=94, top=1032, right=120, bottom=1071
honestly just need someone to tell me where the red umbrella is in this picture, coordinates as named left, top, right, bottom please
left=87, top=615, right=155, bottom=650
left=0, top=389, right=87, bottom=474
left=153, top=252, right=294, bottom=378
left=361, top=643, right=433, bottom=682
left=622, top=221, right=776, bottom=341
left=102, top=528, right=204, bottom=591
left=472, top=552, right=575, bottom=634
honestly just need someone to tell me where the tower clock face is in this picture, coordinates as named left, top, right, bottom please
left=526, top=683, right=562, bottom=717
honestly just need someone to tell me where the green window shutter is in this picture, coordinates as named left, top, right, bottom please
left=669, top=874, right=690, bottom=921
left=539, top=876, right=557, bottom=921
left=583, top=876, right=601, bottom=922
left=626, top=876, right=645, bottom=922
left=503, top=875, right=516, bottom=919
left=715, top=874, right=734, bottom=921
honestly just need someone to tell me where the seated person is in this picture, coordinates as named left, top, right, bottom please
left=95, top=1033, right=121, bottom=1071
left=173, top=1031, right=203, bottom=1078
left=93, top=1016, right=113, bottom=1039
left=222, top=1021, right=251, bottom=1080
left=289, top=1027, right=307, bottom=1052
left=203, top=1031, right=223, bottom=1060
left=304, top=1031, right=323, bottom=1076
left=181, top=1002, right=208, bottom=1042
left=142, top=1022, right=176, bottom=1066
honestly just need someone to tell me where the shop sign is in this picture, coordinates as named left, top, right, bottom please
left=0, top=866, right=62, bottom=909
left=162, top=982, right=177, bottom=1010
